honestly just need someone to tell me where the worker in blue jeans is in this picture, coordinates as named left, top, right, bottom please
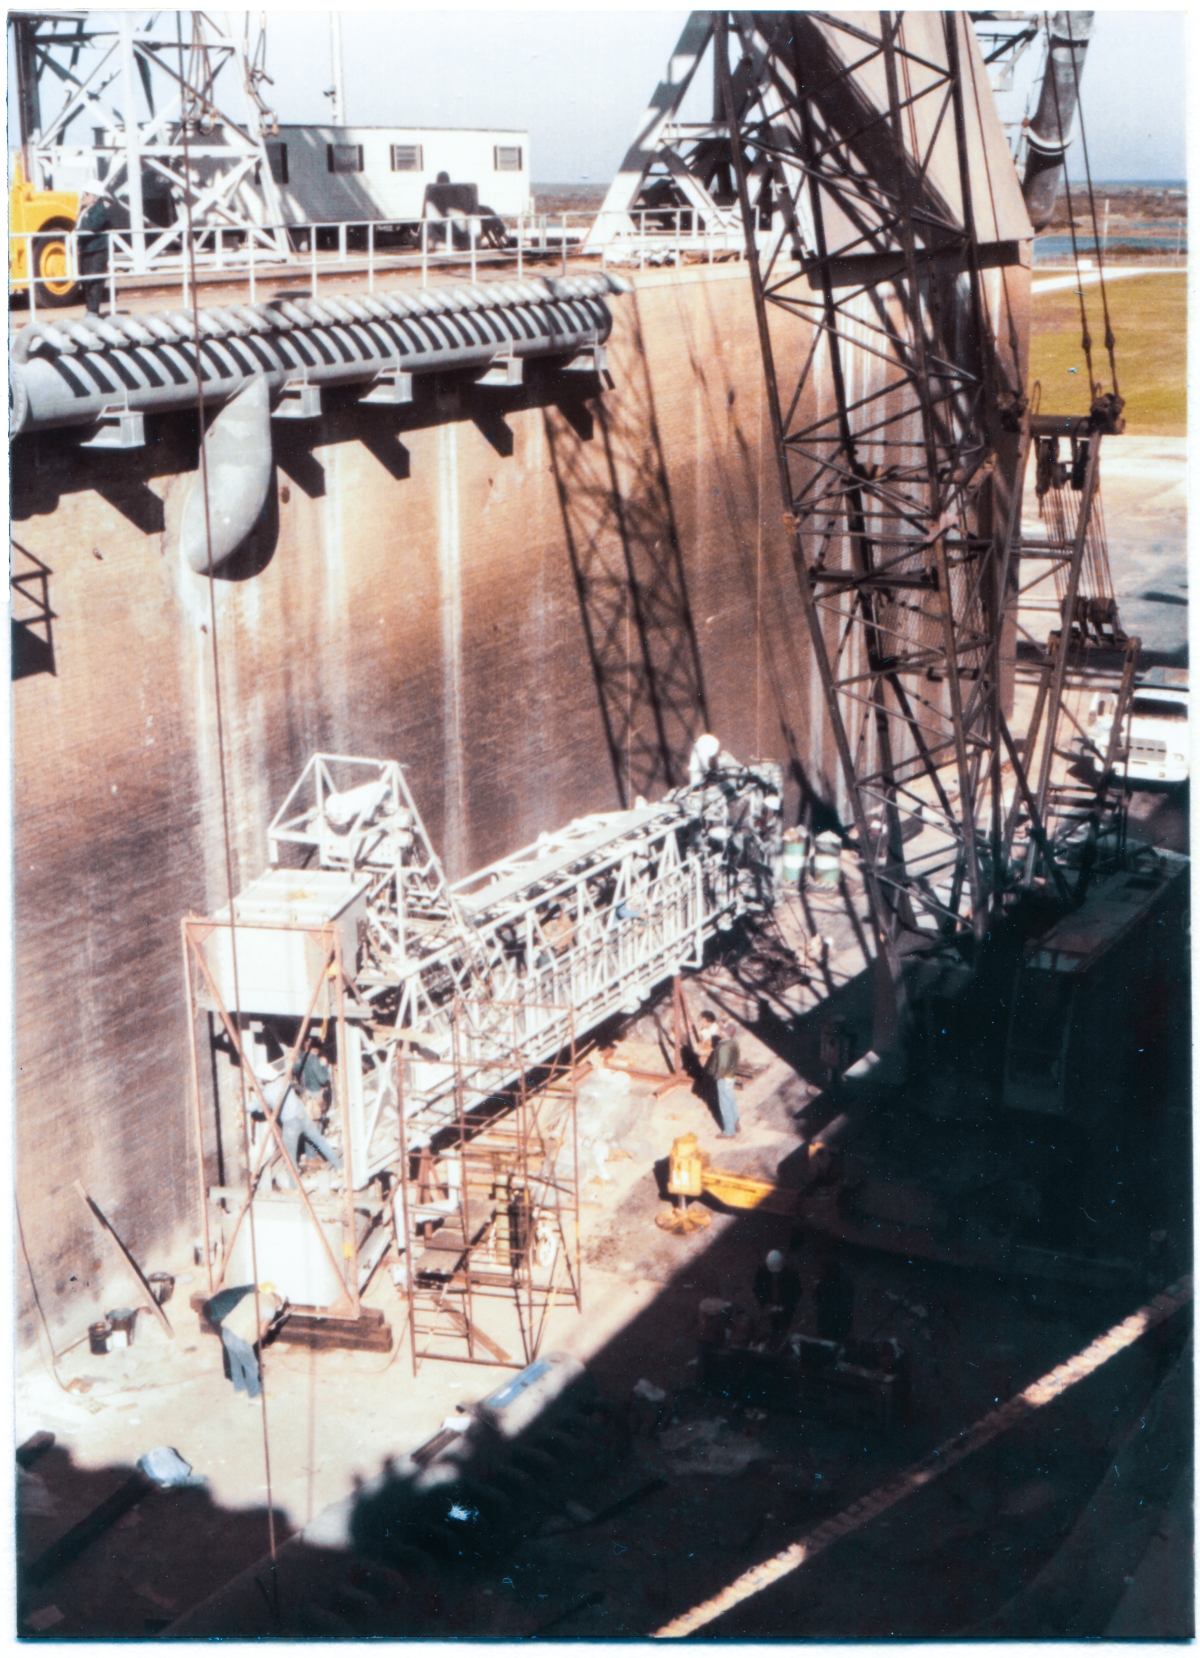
left=208, top=1284, right=285, bottom=1399
left=255, top=1064, right=342, bottom=1187
left=707, top=1020, right=741, bottom=1138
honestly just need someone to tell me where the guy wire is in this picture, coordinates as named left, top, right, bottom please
left=176, top=14, right=279, bottom=1590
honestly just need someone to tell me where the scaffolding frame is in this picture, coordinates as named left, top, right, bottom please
left=397, top=1001, right=581, bottom=1372
left=182, top=915, right=386, bottom=1320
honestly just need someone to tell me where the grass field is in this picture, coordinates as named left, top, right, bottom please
left=1029, top=272, right=1186, bottom=436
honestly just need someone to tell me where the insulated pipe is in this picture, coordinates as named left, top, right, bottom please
left=1022, top=11, right=1094, bottom=232
left=179, top=374, right=274, bottom=574
left=9, top=272, right=630, bottom=438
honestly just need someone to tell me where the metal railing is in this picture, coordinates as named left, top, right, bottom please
left=10, top=207, right=750, bottom=320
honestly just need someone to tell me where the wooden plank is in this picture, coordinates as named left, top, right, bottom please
left=442, top=1306, right=511, bottom=1363
left=74, top=1182, right=173, bottom=1337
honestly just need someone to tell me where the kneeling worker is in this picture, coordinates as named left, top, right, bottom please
left=208, top=1283, right=286, bottom=1399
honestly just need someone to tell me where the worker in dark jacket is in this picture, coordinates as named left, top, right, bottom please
left=706, top=1020, right=741, bottom=1137
left=75, top=179, right=114, bottom=315
left=293, top=1033, right=331, bottom=1107
left=753, top=1248, right=801, bottom=1345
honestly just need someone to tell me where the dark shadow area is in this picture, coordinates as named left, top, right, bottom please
left=16, top=1438, right=291, bottom=1638
left=10, top=540, right=56, bottom=679
left=544, top=310, right=710, bottom=808
left=11, top=416, right=194, bottom=524
left=11, top=619, right=56, bottom=680
left=135, top=900, right=1191, bottom=1638
left=154, top=1177, right=1190, bottom=1639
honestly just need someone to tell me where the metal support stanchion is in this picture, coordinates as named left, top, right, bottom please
left=27, top=234, right=37, bottom=322
left=108, top=231, right=117, bottom=314
left=311, top=225, right=318, bottom=295
left=248, top=230, right=256, bottom=304
left=470, top=218, right=477, bottom=283
left=421, top=218, right=428, bottom=287
left=368, top=220, right=375, bottom=292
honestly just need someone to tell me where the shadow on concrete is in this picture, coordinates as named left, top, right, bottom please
left=16, top=1438, right=291, bottom=1639
left=154, top=1193, right=1191, bottom=1639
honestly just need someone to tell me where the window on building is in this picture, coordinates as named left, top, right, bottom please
left=327, top=143, right=364, bottom=174
left=266, top=142, right=288, bottom=185
left=494, top=146, right=522, bottom=172
left=391, top=144, right=423, bottom=172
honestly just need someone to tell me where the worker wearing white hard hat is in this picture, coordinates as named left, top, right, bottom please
left=687, top=732, right=722, bottom=788
left=753, top=1247, right=801, bottom=1345
left=75, top=175, right=114, bottom=316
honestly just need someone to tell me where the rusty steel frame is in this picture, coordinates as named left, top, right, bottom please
left=182, top=916, right=366, bottom=1319
left=716, top=11, right=1043, bottom=1031
left=399, top=1001, right=581, bottom=1373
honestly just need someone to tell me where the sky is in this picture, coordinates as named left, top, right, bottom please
left=257, top=9, right=1187, bottom=184
left=9, top=10, right=1188, bottom=186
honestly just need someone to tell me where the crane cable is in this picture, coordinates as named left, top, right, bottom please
left=175, top=16, right=280, bottom=1605
left=1064, top=10, right=1119, bottom=400
left=1043, top=13, right=1095, bottom=398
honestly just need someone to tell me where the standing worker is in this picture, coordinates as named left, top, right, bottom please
left=708, top=1019, right=741, bottom=1138
left=753, top=1248, right=801, bottom=1345
left=75, top=178, right=114, bottom=316
left=208, top=1283, right=285, bottom=1400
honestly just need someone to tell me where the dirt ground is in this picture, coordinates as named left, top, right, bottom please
left=16, top=871, right=1191, bottom=1637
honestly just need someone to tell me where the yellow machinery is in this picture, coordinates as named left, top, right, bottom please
left=656, top=1132, right=837, bottom=1233
left=10, top=157, right=79, bottom=307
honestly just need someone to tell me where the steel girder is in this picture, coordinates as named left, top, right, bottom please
left=11, top=10, right=287, bottom=272
left=713, top=11, right=1044, bottom=1029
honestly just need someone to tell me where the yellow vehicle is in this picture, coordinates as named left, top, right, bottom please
left=10, top=156, right=80, bottom=308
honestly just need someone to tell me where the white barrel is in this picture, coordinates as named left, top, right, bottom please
left=812, top=831, right=842, bottom=888
left=781, top=834, right=808, bottom=886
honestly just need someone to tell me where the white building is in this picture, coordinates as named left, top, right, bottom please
left=265, top=126, right=532, bottom=227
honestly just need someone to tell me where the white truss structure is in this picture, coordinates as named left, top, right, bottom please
left=257, top=751, right=782, bottom=1186
left=12, top=10, right=287, bottom=273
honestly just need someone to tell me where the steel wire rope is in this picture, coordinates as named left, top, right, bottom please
left=1064, top=10, right=1119, bottom=398
left=1043, top=12, right=1095, bottom=394
left=175, top=18, right=279, bottom=1595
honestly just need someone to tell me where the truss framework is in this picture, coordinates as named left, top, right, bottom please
left=712, top=12, right=1044, bottom=1023
left=185, top=747, right=782, bottom=1336
left=1002, top=425, right=1139, bottom=879
left=11, top=10, right=287, bottom=273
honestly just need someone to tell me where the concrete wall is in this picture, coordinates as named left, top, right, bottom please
left=11, top=263, right=830, bottom=1349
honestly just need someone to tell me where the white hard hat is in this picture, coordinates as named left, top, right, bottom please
left=78, top=176, right=106, bottom=197
left=766, top=1250, right=784, bottom=1273
left=694, top=733, right=720, bottom=761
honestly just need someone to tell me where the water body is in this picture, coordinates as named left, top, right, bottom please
left=1034, top=235, right=1185, bottom=261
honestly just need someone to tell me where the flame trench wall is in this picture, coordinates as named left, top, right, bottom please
left=12, top=256, right=1028, bottom=1349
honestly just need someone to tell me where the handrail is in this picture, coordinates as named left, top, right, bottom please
left=9, top=207, right=750, bottom=320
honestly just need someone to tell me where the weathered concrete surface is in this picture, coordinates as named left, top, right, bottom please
left=12, top=253, right=1030, bottom=1351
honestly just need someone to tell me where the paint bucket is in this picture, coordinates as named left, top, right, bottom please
left=106, top=1308, right=137, bottom=1349
left=812, top=832, right=842, bottom=888
left=88, top=1320, right=112, bottom=1356
left=147, top=1273, right=175, bottom=1306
